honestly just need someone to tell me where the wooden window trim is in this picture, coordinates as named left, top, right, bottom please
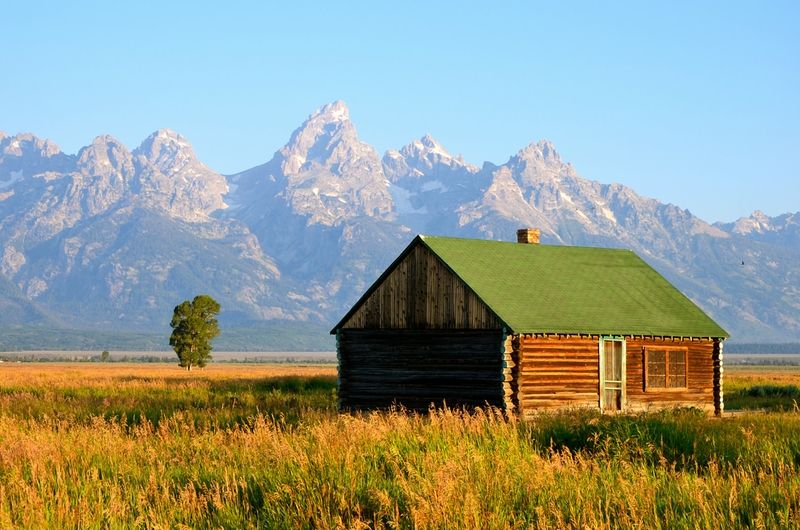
left=644, top=346, right=688, bottom=392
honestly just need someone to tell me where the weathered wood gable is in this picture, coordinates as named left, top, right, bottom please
left=339, top=240, right=504, bottom=330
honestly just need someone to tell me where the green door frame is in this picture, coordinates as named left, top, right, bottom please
left=599, top=336, right=627, bottom=412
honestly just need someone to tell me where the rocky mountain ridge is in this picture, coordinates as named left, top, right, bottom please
left=0, top=101, right=797, bottom=343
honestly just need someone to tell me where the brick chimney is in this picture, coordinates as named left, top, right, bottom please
left=516, top=228, right=540, bottom=245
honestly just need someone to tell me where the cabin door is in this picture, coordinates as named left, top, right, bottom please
left=600, top=337, right=626, bottom=412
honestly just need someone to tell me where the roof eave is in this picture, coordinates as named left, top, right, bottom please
left=509, top=328, right=729, bottom=339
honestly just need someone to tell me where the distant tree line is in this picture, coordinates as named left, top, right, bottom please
left=0, top=354, right=173, bottom=363
left=725, top=343, right=800, bottom=354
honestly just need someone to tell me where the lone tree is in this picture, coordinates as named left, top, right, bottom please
left=169, top=295, right=221, bottom=371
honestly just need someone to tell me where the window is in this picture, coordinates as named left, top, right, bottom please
left=645, top=348, right=687, bottom=389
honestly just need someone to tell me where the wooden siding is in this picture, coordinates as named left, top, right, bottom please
left=625, top=338, right=716, bottom=413
left=515, top=335, right=719, bottom=416
left=338, top=330, right=505, bottom=411
left=517, top=335, right=600, bottom=415
left=340, top=243, right=503, bottom=330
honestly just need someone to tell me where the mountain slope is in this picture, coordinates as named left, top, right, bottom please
left=0, top=101, right=796, bottom=344
left=384, top=134, right=484, bottom=233
left=0, top=130, right=310, bottom=332
left=226, top=101, right=410, bottom=319
left=385, top=136, right=799, bottom=341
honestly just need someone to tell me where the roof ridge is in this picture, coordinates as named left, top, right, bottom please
left=420, top=234, right=637, bottom=253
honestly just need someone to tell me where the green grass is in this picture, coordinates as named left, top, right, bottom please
left=723, top=367, right=800, bottom=412
left=0, top=374, right=337, bottom=428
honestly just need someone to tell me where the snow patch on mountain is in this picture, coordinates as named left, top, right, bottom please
left=389, top=183, right=428, bottom=215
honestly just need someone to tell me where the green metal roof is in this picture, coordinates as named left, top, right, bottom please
left=419, top=235, right=728, bottom=338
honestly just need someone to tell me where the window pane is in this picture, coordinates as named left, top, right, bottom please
left=668, top=351, right=686, bottom=388
left=648, top=351, right=666, bottom=372
left=647, top=350, right=666, bottom=388
left=605, top=340, right=623, bottom=380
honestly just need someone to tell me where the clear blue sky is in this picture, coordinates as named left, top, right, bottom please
left=1, top=1, right=797, bottom=222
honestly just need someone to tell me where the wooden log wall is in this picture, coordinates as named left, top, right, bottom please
left=340, top=242, right=503, bottom=330
left=517, top=335, right=600, bottom=416
left=713, top=339, right=724, bottom=415
left=338, top=329, right=505, bottom=411
left=625, top=337, right=716, bottom=413
left=502, top=334, right=519, bottom=414
left=516, top=335, right=719, bottom=415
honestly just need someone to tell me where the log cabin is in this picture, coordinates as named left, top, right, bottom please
left=331, top=229, right=729, bottom=416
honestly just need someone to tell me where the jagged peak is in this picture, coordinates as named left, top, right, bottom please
left=1, top=132, right=63, bottom=158
left=88, top=134, right=126, bottom=147
left=138, top=128, right=191, bottom=147
left=276, top=100, right=375, bottom=176
left=514, top=139, right=562, bottom=163
left=419, top=133, right=441, bottom=148
left=393, top=134, right=456, bottom=163
left=731, top=212, right=770, bottom=235
left=383, top=134, right=479, bottom=181
left=135, top=128, right=197, bottom=166
left=286, top=101, right=356, bottom=147
left=309, top=100, right=350, bottom=123
left=143, top=128, right=190, bottom=146
left=154, top=127, right=181, bottom=138
left=408, top=134, right=449, bottom=156
left=77, top=135, right=132, bottom=169
left=6, top=132, right=45, bottom=142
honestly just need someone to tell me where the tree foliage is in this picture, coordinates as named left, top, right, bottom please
left=169, top=295, right=221, bottom=370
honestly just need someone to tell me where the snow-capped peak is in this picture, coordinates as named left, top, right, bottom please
left=311, top=100, right=350, bottom=122
left=409, top=134, right=450, bottom=158
left=731, top=210, right=773, bottom=235
left=279, top=100, right=367, bottom=174
left=1, top=133, right=63, bottom=158
left=135, top=129, right=198, bottom=174
left=383, top=134, right=479, bottom=183
left=153, top=128, right=189, bottom=144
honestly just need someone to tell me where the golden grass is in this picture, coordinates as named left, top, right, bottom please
left=0, top=361, right=337, bottom=386
left=0, top=363, right=797, bottom=528
left=725, top=364, right=800, bottom=384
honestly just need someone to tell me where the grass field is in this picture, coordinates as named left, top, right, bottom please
left=724, top=365, right=800, bottom=412
left=0, top=363, right=798, bottom=528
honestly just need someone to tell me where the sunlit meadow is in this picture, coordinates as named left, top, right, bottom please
left=0, top=363, right=798, bottom=528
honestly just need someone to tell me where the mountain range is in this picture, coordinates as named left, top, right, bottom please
left=0, top=101, right=797, bottom=347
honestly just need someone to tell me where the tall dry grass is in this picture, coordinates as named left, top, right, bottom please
left=0, top=363, right=798, bottom=528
